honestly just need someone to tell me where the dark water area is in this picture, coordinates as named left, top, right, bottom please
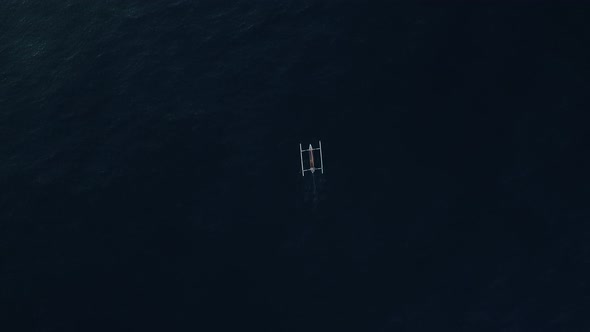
left=1, top=1, right=589, bottom=331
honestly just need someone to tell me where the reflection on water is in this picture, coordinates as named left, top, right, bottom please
left=303, top=172, right=326, bottom=212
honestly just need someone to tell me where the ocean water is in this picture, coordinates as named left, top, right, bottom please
left=1, top=2, right=589, bottom=331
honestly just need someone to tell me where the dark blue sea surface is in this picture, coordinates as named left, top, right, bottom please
left=1, top=1, right=589, bottom=331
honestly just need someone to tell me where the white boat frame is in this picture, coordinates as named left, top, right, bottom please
left=299, top=141, right=324, bottom=176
